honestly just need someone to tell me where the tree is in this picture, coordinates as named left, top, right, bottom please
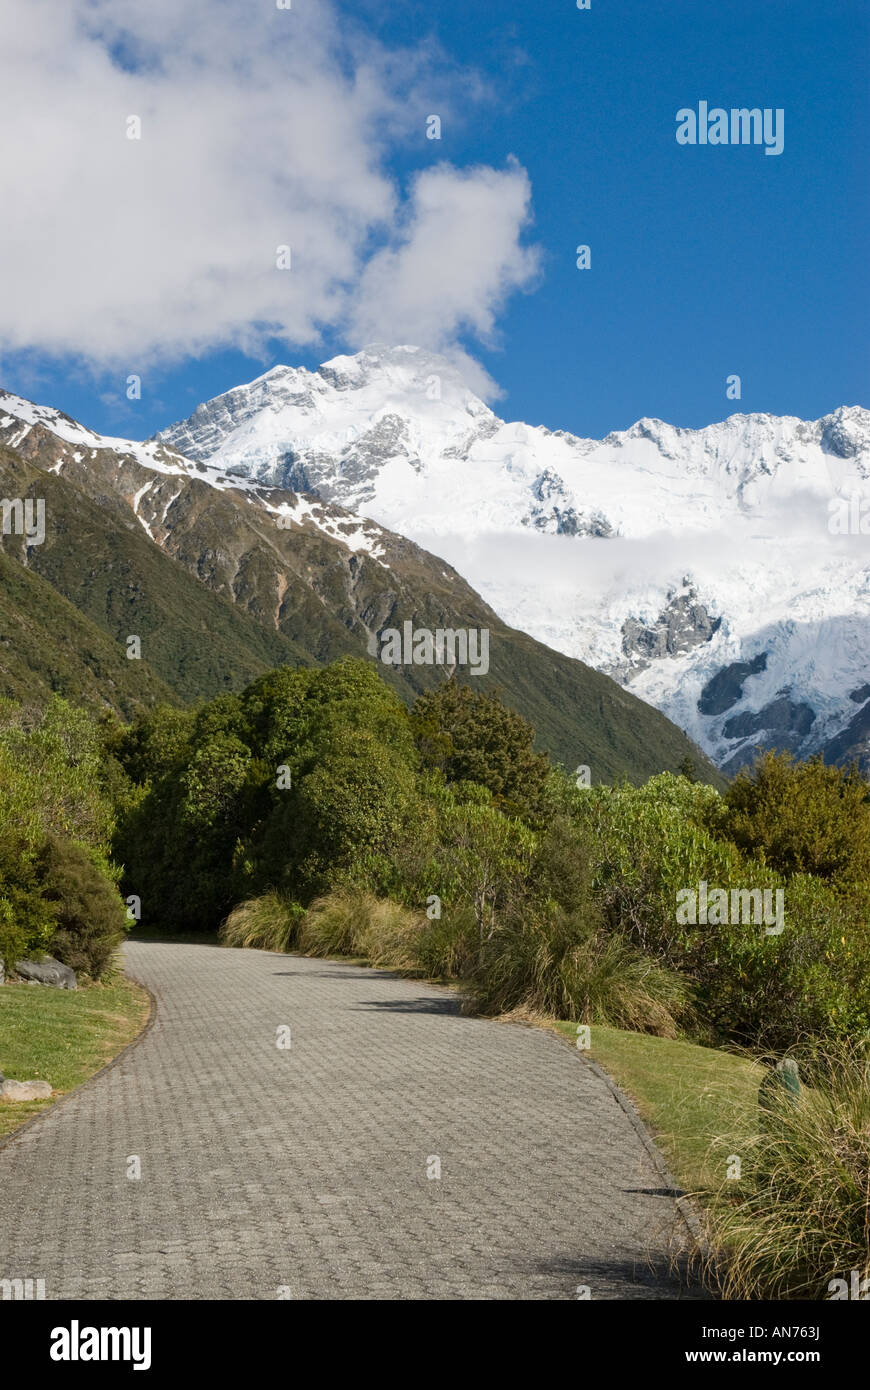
left=411, top=680, right=549, bottom=819
left=718, top=751, right=870, bottom=885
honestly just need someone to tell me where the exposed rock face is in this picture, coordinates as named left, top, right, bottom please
left=819, top=698, right=870, bottom=775
left=621, top=591, right=721, bottom=673
left=14, top=957, right=77, bottom=990
left=722, top=697, right=816, bottom=741
left=524, top=470, right=614, bottom=537
left=717, top=696, right=817, bottom=773
left=698, top=653, right=769, bottom=717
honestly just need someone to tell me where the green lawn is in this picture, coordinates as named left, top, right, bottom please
left=553, top=1021, right=763, bottom=1199
left=0, top=971, right=149, bottom=1139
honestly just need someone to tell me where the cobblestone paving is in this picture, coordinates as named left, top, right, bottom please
left=0, top=941, right=703, bottom=1300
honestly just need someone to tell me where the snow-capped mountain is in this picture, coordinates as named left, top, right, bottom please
left=157, top=344, right=870, bottom=773
left=2, top=379, right=722, bottom=781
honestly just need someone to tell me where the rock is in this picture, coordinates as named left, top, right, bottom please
left=0, top=1079, right=52, bottom=1101
left=14, top=956, right=77, bottom=990
left=698, top=652, right=768, bottom=716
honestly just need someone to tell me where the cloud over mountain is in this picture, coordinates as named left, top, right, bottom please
left=0, top=0, right=536, bottom=387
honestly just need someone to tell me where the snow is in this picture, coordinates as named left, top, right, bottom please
left=3, top=352, right=868, bottom=770
left=156, top=346, right=870, bottom=768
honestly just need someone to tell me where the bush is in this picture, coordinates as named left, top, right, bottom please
left=568, top=773, right=870, bottom=1049
left=707, top=1047, right=870, bottom=1299
left=0, top=831, right=55, bottom=972
left=692, top=873, right=870, bottom=1049
left=38, top=836, right=128, bottom=979
left=279, top=730, right=431, bottom=899
left=406, top=903, right=480, bottom=981
left=299, top=891, right=370, bottom=958
left=716, top=751, right=870, bottom=887
left=411, top=680, right=550, bottom=819
left=220, top=892, right=304, bottom=953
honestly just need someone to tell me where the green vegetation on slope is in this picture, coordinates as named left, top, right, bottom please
left=0, top=548, right=174, bottom=717
left=1, top=435, right=721, bottom=782
left=0, top=451, right=315, bottom=706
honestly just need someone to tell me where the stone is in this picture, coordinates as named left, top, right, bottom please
left=0, top=1079, right=52, bottom=1101
left=14, top=956, right=77, bottom=990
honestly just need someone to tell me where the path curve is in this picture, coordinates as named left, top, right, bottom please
left=0, top=941, right=702, bottom=1300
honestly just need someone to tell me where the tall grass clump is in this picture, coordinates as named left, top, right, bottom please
left=706, top=1046, right=870, bottom=1299
left=299, top=890, right=426, bottom=971
left=469, top=906, right=693, bottom=1036
left=220, top=892, right=304, bottom=953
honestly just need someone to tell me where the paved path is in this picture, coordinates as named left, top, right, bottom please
left=0, top=941, right=702, bottom=1300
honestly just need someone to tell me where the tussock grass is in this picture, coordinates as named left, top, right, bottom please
left=219, top=892, right=304, bottom=953
left=471, top=909, right=692, bottom=1037
left=299, top=892, right=425, bottom=970
left=705, top=1046, right=870, bottom=1299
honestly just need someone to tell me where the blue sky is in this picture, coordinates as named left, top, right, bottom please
left=0, top=0, right=867, bottom=441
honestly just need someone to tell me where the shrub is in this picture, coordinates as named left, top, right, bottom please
left=407, top=903, right=480, bottom=981
left=298, top=891, right=431, bottom=972
left=356, top=898, right=427, bottom=971
left=299, top=891, right=370, bottom=958
left=0, top=832, right=55, bottom=972
left=716, top=751, right=870, bottom=887
left=707, top=1047, right=870, bottom=1299
left=220, top=892, right=304, bottom=953
left=427, top=796, right=536, bottom=946
left=38, top=836, right=128, bottom=979
left=692, top=873, right=870, bottom=1048
left=568, top=774, right=870, bottom=1049
left=0, top=696, right=117, bottom=854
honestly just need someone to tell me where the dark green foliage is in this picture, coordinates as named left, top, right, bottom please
left=112, top=658, right=870, bottom=1051
left=0, top=830, right=55, bottom=971
left=717, top=750, right=870, bottom=885
left=38, top=836, right=128, bottom=979
left=0, top=548, right=175, bottom=718
left=411, top=679, right=550, bottom=817
left=114, top=659, right=433, bottom=930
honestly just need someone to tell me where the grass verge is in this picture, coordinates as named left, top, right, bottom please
left=552, top=1021, right=762, bottom=1199
left=0, top=968, right=149, bottom=1140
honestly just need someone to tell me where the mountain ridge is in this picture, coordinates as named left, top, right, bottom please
left=154, top=345, right=870, bottom=774
left=0, top=385, right=721, bottom=784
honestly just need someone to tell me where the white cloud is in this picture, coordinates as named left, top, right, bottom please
left=0, top=0, right=538, bottom=392
left=348, top=161, right=540, bottom=398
